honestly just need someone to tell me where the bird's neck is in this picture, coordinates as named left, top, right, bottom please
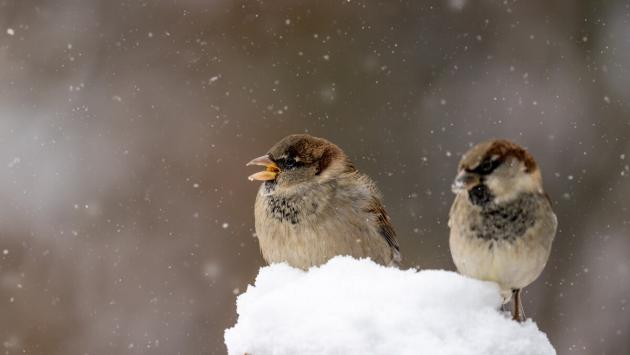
left=260, top=179, right=339, bottom=225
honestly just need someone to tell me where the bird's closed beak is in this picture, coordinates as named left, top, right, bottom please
left=452, top=171, right=479, bottom=193
left=246, top=155, right=280, bottom=181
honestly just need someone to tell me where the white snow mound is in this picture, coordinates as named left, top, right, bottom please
left=225, top=256, right=555, bottom=355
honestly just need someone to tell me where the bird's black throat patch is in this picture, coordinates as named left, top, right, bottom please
left=471, top=192, right=539, bottom=241
left=263, top=180, right=278, bottom=194
left=469, top=184, right=493, bottom=206
left=265, top=195, right=300, bottom=225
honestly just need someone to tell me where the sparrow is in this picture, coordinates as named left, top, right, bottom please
left=246, top=134, right=401, bottom=270
left=448, top=139, right=557, bottom=322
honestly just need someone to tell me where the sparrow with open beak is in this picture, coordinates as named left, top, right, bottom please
left=448, top=139, right=557, bottom=322
left=247, top=134, right=401, bottom=269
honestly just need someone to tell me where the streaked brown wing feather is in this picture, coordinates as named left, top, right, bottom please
left=366, top=197, right=400, bottom=254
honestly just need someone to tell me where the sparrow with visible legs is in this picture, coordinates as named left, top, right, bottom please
left=247, top=134, right=401, bottom=269
left=448, top=139, right=557, bottom=321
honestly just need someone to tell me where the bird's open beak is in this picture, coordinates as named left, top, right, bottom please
left=452, top=171, right=479, bottom=193
left=246, top=155, right=280, bottom=181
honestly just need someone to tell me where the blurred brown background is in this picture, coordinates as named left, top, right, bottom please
left=1, top=0, right=629, bottom=354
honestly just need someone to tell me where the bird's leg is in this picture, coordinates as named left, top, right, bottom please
left=518, top=292, right=526, bottom=320
left=512, top=288, right=524, bottom=322
left=499, top=289, right=512, bottom=315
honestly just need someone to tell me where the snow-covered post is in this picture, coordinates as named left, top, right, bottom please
left=225, top=257, right=555, bottom=355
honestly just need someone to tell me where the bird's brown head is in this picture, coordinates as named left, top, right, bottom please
left=452, top=139, right=543, bottom=205
left=247, top=134, right=354, bottom=189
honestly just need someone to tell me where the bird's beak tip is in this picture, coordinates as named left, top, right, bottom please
left=452, top=171, right=478, bottom=193
left=451, top=183, right=463, bottom=194
left=247, top=154, right=280, bottom=181
left=247, top=170, right=278, bottom=181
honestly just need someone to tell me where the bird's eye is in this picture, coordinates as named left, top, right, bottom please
left=284, top=157, right=297, bottom=169
left=477, top=159, right=498, bottom=175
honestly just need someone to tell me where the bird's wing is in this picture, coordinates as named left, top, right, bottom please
left=365, top=196, right=401, bottom=259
